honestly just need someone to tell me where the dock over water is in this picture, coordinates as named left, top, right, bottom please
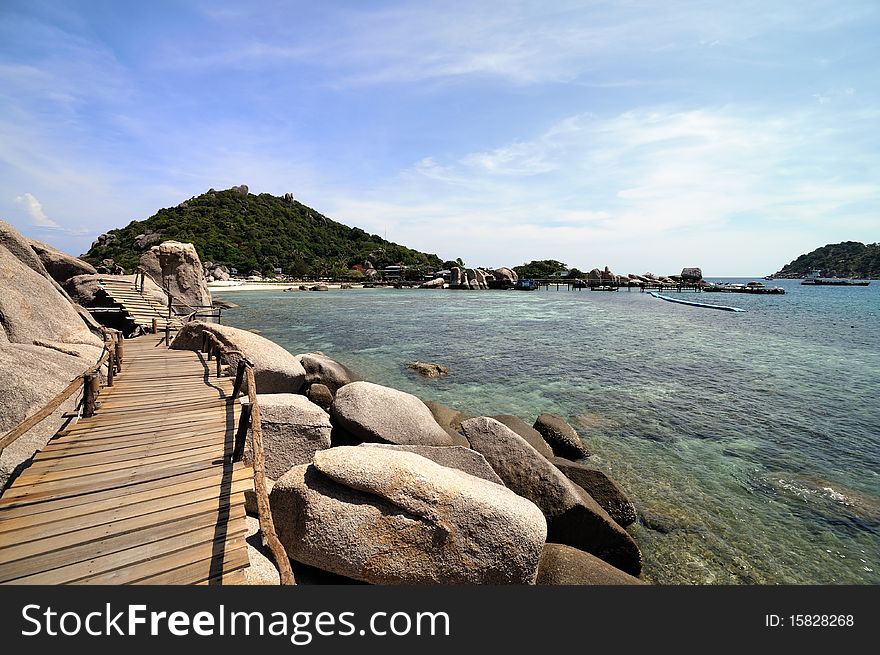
left=0, top=336, right=251, bottom=585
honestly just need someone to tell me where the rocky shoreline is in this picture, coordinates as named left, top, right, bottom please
left=172, top=320, right=646, bottom=585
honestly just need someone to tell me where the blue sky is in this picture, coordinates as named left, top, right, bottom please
left=1, top=0, right=878, bottom=275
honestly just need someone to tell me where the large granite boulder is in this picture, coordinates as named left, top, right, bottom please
left=240, top=394, right=332, bottom=479
left=171, top=322, right=305, bottom=394
left=270, top=447, right=547, bottom=584
left=494, top=267, right=519, bottom=284
left=534, top=413, right=589, bottom=459
left=359, top=444, right=503, bottom=485
left=330, top=381, right=455, bottom=446
left=28, top=240, right=96, bottom=283
left=536, top=543, right=644, bottom=585
left=0, top=241, right=102, bottom=349
left=461, top=417, right=641, bottom=575
left=550, top=457, right=637, bottom=527
left=450, top=267, right=461, bottom=287
left=419, top=277, right=445, bottom=288
left=139, top=240, right=211, bottom=313
left=492, top=415, right=554, bottom=459
left=297, top=352, right=360, bottom=393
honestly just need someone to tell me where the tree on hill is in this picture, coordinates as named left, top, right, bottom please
left=513, top=259, right=568, bottom=278
left=773, top=241, right=880, bottom=278
left=82, top=188, right=446, bottom=276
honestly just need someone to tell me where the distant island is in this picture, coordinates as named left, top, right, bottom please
left=773, top=241, right=880, bottom=279
left=82, top=185, right=449, bottom=279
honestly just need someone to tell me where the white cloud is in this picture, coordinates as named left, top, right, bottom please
left=15, top=192, right=60, bottom=228
left=320, top=105, right=880, bottom=275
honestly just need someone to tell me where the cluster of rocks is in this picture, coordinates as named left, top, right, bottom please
left=171, top=322, right=644, bottom=585
left=0, top=222, right=108, bottom=491
left=203, top=262, right=231, bottom=282
left=448, top=266, right=519, bottom=289
left=585, top=266, right=704, bottom=287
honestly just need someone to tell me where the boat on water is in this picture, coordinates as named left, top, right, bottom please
left=801, top=270, right=870, bottom=286
left=513, top=279, right=539, bottom=291
left=704, top=281, right=785, bottom=294
left=649, top=291, right=746, bottom=312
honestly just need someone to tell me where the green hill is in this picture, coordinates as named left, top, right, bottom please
left=82, top=187, right=443, bottom=277
left=773, top=241, right=880, bottom=279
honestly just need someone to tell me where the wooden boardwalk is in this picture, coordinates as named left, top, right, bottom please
left=0, top=336, right=251, bottom=584
left=99, top=277, right=183, bottom=332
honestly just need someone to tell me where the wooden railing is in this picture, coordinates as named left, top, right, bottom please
left=134, top=267, right=223, bottom=325
left=198, top=330, right=295, bottom=586
left=0, top=328, right=123, bottom=456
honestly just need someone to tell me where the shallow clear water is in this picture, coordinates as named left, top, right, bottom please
left=215, top=279, right=880, bottom=584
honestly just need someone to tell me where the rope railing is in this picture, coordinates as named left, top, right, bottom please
left=0, top=327, right=123, bottom=455
left=198, top=329, right=295, bottom=586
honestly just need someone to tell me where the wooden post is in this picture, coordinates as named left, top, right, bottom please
left=232, top=360, right=246, bottom=399
left=115, top=334, right=124, bottom=372
left=215, top=346, right=222, bottom=377
left=233, top=403, right=251, bottom=463
left=107, top=352, right=115, bottom=387
left=152, top=317, right=158, bottom=334
left=82, top=373, right=99, bottom=417
left=164, top=323, right=170, bottom=347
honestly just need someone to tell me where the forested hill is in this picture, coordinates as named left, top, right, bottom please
left=82, top=187, right=443, bottom=276
left=773, top=241, right=880, bottom=279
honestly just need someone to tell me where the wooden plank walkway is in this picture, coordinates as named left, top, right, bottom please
left=0, top=336, right=251, bottom=584
left=99, top=277, right=183, bottom=332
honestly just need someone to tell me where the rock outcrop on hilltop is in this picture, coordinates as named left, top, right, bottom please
left=0, top=221, right=106, bottom=491
left=139, top=241, right=212, bottom=313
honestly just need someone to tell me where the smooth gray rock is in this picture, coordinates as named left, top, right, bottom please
left=139, top=240, right=211, bottom=313
left=270, top=448, right=547, bottom=584
left=28, top=239, right=96, bottom=283
left=0, top=241, right=102, bottom=349
left=0, top=220, right=46, bottom=277
left=330, top=381, right=455, bottom=446
left=550, top=457, right=637, bottom=527
left=406, top=361, right=449, bottom=378
left=171, top=322, right=306, bottom=394
left=492, top=414, right=554, bottom=459
left=461, top=417, right=642, bottom=575
left=536, top=543, right=645, bottom=585
left=419, top=277, right=445, bottom=288
left=306, top=383, right=334, bottom=411
left=533, top=413, right=589, bottom=459
left=359, top=444, right=503, bottom=485
left=240, top=394, right=332, bottom=479
left=298, top=352, right=360, bottom=393
left=494, top=267, right=519, bottom=284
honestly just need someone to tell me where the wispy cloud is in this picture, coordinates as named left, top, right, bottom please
left=15, top=192, right=59, bottom=228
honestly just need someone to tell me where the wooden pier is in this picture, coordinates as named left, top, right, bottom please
left=0, top=336, right=251, bottom=585
left=536, top=279, right=704, bottom=292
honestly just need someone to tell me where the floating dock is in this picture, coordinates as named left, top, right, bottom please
left=649, top=291, right=746, bottom=313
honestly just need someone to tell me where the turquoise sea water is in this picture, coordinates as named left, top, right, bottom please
left=215, top=279, right=880, bottom=584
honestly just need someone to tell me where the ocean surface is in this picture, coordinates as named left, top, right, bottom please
left=214, top=278, right=880, bottom=584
